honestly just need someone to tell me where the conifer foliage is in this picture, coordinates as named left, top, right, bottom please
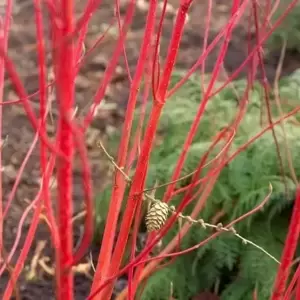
left=95, top=70, right=300, bottom=299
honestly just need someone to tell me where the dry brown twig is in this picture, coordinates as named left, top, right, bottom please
left=273, top=38, right=298, bottom=185
left=38, top=256, right=93, bottom=279
left=24, top=239, right=93, bottom=280
left=38, top=256, right=55, bottom=276
left=25, top=240, right=47, bottom=280
left=72, top=210, right=87, bottom=223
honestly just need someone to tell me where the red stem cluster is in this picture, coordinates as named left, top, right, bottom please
left=0, top=0, right=299, bottom=299
left=53, top=0, right=75, bottom=298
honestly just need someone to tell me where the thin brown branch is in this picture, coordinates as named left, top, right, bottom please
left=273, top=38, right=298, bottom=185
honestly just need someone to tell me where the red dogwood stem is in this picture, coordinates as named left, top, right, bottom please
left=100, top=102, right=164, bottom=300
left=93, top=2, right=192, bottom=299
left=55, top=0, right=75, bottom=299
left=271, top=186, right=300, bottom=300
left=89, top=0, right=157, bottom=298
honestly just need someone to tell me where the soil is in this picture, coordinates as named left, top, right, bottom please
left=1, top=0, right=300, bottom=299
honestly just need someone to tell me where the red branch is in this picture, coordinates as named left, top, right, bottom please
left=54, top=0, right=75, bottom=298
left=89, top=0, right=157, bottom=298
left=271, top=187, right=300, bottom=300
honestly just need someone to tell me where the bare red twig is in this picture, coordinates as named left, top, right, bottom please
left=54, top=0, right=76, bottom=298
left=88, top=160, right=272, bottom=300
left=167, top=0, right=298, bottom=100
left=34, top=0, right=60, bottom=252
left=162, top=0, right=247, bottom=204
left=94, top=2, right=193, bottom=298
left=2, top=155, right=56, bottom=299
left=90, top=1, right=157, bottom=298
left=271, top=187, right=300, bottom=300
left=83, top=1, right=136, bottom=130
left=0, top=1, right=299, bottom=299
left=1, top=50, right=67, bottom=159
left=127, top=1, right=171, bottom=297
left=0, top=133, right=40, bottom=276
left=283, top=264, right=300, bottom=300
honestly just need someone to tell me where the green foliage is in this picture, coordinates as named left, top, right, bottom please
left=94, top=187, right=111, bottom=241
left=238, top=222, right=283, bottom=299
left=139, top=267, right=174, bottom=300
left=141, top=207, right=292, bottom=300
left=140, top=71, right=300, bottom=299
left=94, top=69, right=300, bottom=299
left=267, top=3, right=300, bottom=52
left=220, top=278, right=254, bottom=300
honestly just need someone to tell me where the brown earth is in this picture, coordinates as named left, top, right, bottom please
left=0, top=0, right=299, bottom=299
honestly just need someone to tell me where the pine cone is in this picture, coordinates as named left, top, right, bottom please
left=145, top=201, right=169, bottom=232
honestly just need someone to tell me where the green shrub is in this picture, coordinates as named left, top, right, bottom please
left=267, top=3, right=300, bottom=52
left=95, top=69, right=300, bottom=299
